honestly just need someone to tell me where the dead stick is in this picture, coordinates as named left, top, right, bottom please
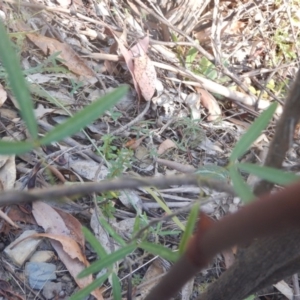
left=0, top=175, right=234, bottom=206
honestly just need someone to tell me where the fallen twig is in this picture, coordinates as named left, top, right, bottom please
left=0, top=174, right=235, bottom=206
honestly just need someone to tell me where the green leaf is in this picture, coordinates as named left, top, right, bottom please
left=186, top=47, right=198, bottom=66
left=69, top=272, right=109, bottom=300
left=112, top=272, right=122, bottom=300
left=139, top=241, right=179, bottom=262
left=237, top=163, right=300, bottom=186
left=229, top=166, right=255, bottom=203
left=78, top=244, right=136, bottom=278
left=230, top=102, right=277, bottom=161
left=82, top=226, right=107, bottom=258
left=145, top=187, right=185, bottom=231
left=99, top=217, right=126, bottom=247
left=0, top=140, right=36, bottom=155
left=0, top=21, right=38, bottom=139
left=133, top=216, right=140, bottom=235
left=179, top=203, right=199, bottom=255
left=40, top=86, right=128, bottom=145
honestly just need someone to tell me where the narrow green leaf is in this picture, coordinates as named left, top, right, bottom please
left=99, top=217, right=126, bottom=247
left=237, top=163, right=300, bottom=186
left=133, top=216, right=140, bottom=235
left=139, top=241, right=179, bottom=262
left=186, top=47, right=198, bottom=65
left=82, top=226, right=107, bottom=258
left=179, top=203, right=199, bottom=255
left=230, top=102, right=277, bottom=161
left=229, top=166, right=255, bottom=203
left=145, top=187, right=185, bottom=231
left=0, top=21, right=38, bottom=139
left=78, top=244, right=136, bottom=278
left=0, top=140, right=35, bottom=155
left=69, top=272, right=109, bottom=300
left=40, top=86, right=128, bottom=145
left=112, top=272, right=122, bottom=300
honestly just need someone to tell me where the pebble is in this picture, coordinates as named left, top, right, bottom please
left=30, top=251, right=55, bottom=263
left=25, top=262, right=56, bottom=290
left=4, top=230, right=42, bottom=266
left=42, top=281, right=62, bottom=299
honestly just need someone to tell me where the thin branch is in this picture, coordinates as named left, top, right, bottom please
left=255, top=69, right=300, bottom=195
left=0, top=175, right=235, bottom=206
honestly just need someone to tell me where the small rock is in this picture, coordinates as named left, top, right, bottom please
left=42, top=281, right=62, bottom=299
left=30, top=251, right=55, bottom=263
left=233, top=197, right=241, bottom=205
left=4, top=230, right=42, bottom=266
left=25, top=262, right=56, bottom=290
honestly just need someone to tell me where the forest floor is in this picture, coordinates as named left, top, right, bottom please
left=0, top=0, right=299, bottom=299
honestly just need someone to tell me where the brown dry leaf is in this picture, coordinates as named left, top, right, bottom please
left=32, top=202, right=85, bottom=263
left=32, top=201, right=66, bottom=234
left=114, top=34, right=141, bottom=101
left=115, top=34, right=156, bottom=101
left=133, top=54, right=156, bottom=101
left=32, top=202, right=103, bottom=299
left=125, top=136, right=146, bottom=150
left=139, top=259, right=165, bottom=298
left=26, top=33, right=95, bottom=78
left=130, top=35, right=149, bottom=57
left=157, top=139, right=177, bottom=155
left=0, top=83, right=7, bottom=107
left=28, top=233, right=87, bottom=264
left=0, top=155, right=16, bottom=190
left=7, top=205, right=36, bottom=225
left=51, top=239, right=103, bottom=300
left=54, top=207, right=85, bottom=249
left=196, top=87, right=222, bottom=121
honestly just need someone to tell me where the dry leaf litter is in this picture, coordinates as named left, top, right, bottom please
left=0, top=0, right=299, bottom=299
